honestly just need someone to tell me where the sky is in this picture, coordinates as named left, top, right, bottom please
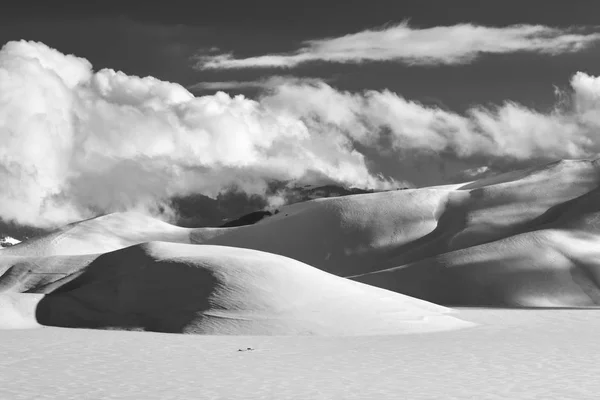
left=2, top=0, right=600, bottom=227
left=3, top=0, right=600, bottom=108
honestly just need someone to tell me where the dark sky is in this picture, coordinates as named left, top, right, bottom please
left=2, top=0, right=600, bottom=112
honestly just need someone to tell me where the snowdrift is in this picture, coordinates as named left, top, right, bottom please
left=33, top=243, right=472, bottom=335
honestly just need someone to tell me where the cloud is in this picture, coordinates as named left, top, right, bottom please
left=196, top=22, right=600, bottom=69
left=189, top=80, right=270, bottom=91
left=3, top=40, right=600, bottom=228
left=261, top=76, right=600, bottom=161
left=461, top=166, right=491, bottom=179
left=188, top=76, right=328, bottom=91
left=0, top=41, right=393, bottom=228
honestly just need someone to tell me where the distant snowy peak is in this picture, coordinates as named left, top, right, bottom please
left=0, top=236, right=21, bottom=248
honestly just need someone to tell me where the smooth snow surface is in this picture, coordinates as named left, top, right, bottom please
left=193, top=188, right=454, bottom=276
left=3, top=244, right=472, bottom=335
left=1, top=309, right=600, bottom=399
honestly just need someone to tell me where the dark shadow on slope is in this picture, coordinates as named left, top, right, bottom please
left=520, top=185, right=600, bottom=233
left=354, top=251, right=600, bottom=308
left=0, top=263, right=33, bottom=292
left=36, top=244, right=219, bottom=333
left=368, top=176, right=600, bottom=275
left=360, top=191, right=471, bottom=274
left=220, top=210, right=274, bottom=228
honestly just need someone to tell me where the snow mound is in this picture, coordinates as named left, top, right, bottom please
left=34, top=242, right=473, bottom=335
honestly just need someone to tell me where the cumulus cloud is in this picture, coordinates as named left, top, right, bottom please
left=274, top=74, right=600, bottom=160
left=3, top=40, right=600, bottom=228
left=0, top=41, right=392, bottom=227
left=196, top=22, right=600, bottom=69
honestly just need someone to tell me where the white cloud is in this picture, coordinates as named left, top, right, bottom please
left=3, top=41, right=600, bottom=228
left=196, top=22, right=600, bottom=69
left=0, top=41, right=393, bottom=227
left=188, top=76, right=328, bottom=91
left=461, top=166, right=491, bottom=179
left=261, top=77, right=600, bottom=161
left=189, top=80, right=271, bottom=91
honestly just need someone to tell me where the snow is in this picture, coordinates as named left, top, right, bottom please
left=1, top=309, right=600, bottom=399
left=1, top=212, right=192, bottom=256
left=3, top=243, right=472, bottom=335
left=0, top=236, right=21, bottom=248
left=0, top=293, right=42, bottom=329
left=192, top=187, right=456, bottom=276
left=3, top=158, right=600, bottom=397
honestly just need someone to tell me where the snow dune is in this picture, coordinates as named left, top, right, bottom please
left=352, top=160, right=600, bottom=307
left=3, top=157, right=600, bottom=336
left=193, top=188, right=454, bottom=276
left=26, top=243, right=471, bottom=335
left=189, top=159, right=600, bottom=279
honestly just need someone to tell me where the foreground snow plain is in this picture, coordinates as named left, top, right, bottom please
left=2, top=308, right=599, bottom=400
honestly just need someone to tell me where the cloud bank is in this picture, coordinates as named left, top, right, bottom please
left=196, top=22, right=600, bottom=69
left=2, top=40, right=600, bottom=228
left=0, top=41, right=391, bottom=227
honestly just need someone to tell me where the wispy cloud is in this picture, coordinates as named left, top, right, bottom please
left=189, top=80, right=272, bottom=91
left=196, top=22, right=600, bottom=69
left=188, top=76, right=328, bottom=91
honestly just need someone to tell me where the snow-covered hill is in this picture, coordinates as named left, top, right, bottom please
left=3, top=158, right=600, bottom=336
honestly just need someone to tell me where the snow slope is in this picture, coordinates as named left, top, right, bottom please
left=187, top=159, right=600, bottom=280
left=0, top=293, right=43, bottom=329
left=193, top=188, right=454, bottom=276
left=353, top=161, right=600, bottom=307
left=2, top=157, right=600, bottom=334
left=29, top=242, right=471, bottom=335
left=353, top=229, right=600, bottom=307
left=0, top=212, right=193, bottom=256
